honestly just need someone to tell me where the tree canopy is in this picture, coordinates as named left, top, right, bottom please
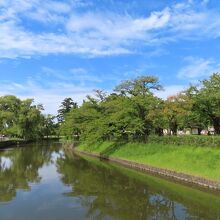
left=61, top=73, right=220, bottom=143
left=0, top=96, right=57, bottom=140
left=1, top=73, right=219, bottom=142
left=60, top=73, right=220, bottom=145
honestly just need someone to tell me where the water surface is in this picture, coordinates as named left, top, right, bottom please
left=0, top=142, right=220, bottom=220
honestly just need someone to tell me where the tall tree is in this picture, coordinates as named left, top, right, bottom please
left=192, top=73, right=220, bottom=134
left=164, top=94, right=188, bottom=135
left=16, top=99, right=44, bottom=140
left=181, top=87, right=208, bottom=134
left=0, top=96, right=46, bottom=140
left=0, top=95, right=21, bottom=135
left=42, top=114, right=57, bottom=139
left=147, top=98, right=166, bottom=136
left=114, top=76, right=163, bottom=142
left=114, top=76, right=162, bottom=96
left=57, top=98, right=78, bottom=123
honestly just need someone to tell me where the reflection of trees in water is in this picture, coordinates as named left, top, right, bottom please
left=0, top=144, right=59, bottom=202
left=57, top=155, right=178, bottom=219
left=57, top=154, right=219, bottom=220
left=1, top=145, right=219, bottom=220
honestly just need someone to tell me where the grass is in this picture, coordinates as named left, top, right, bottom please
left=78, top=153, right=220, bottom=216
left=78, top=141, right=220, bottom=182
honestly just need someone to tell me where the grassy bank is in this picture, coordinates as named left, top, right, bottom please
left=76, top=153, right=220, bottom=215
left=78, top=141, right=220, bottom=182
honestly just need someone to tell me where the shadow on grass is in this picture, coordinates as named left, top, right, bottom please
left=99, top=142, right=126, bottom=159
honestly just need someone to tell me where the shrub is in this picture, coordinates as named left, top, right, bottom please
left=147, top=135, right=220, bottom=147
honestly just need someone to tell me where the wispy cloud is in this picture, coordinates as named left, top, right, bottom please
left=155, top=85, right=186, bottom=99
left=1, top=0, right=220, bottom=58
left=0, top=79, right=93, bottom=114
left=177, top=57, right=220, bottom=79
left=0, top=75, right=187, bottom=112
left=66, top=8, right=170, bottom=40
left=70, top=68, right=102, bottom=83
left=41, top=67, right=103, bottom=84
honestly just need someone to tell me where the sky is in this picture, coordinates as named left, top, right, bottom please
left=0, top=0, right=220, bottom=114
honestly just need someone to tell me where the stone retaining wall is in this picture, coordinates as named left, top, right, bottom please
left=74, top=149, right=220, bottom=191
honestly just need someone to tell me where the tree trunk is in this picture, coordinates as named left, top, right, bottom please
left=213, top=117, right=220, bottom=135
left=171, top=122, right=178, bottom=136
left=155, top=127, right=163, bottom=136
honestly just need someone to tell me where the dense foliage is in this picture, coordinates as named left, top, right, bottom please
left=57, top=98, right=77, bottom=123
left=147, top=135, right=220, bottom=147
left=0, top=96, right=57, bottom=140
left=60, top=73, right=220, bottom=144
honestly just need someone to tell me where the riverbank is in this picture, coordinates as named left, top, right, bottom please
left=74, top=141, right=220, bottom=190
left=0, top=140, right=30, bottom=149
left=0, top=137, right=60, bottom=149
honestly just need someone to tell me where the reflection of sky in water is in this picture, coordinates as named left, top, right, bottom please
left=38, top=164, right=59, bottom=182
left=0, top=145, right=220, bottom=220
left=149, top=194, right=187, bottom=220
left=0, top=157, right=12, bottom=170
left=51, top=151, right=64, bottom=162
left=0, top=149, right=89, bottom=220
left=37, top=150, right=65, bottom=183
left=37, top=150, right=64, bottom=183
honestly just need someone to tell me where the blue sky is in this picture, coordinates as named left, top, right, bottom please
left=1, top=0, right=220, bottom=114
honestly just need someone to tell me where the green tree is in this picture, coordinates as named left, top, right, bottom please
left=42, top=114, right=57, bottom=139
left=114, top=76, right=162, bottom=96
left=147, top=98, right=166, bottom=136
left=114, top=76, right=163, bottom=141
left=191, top=73, right=220, bottom=134
left=181, top=87, right=208, bottom=134
left=60, top=76, right=163, bottom=144
left=163, top=95, right=188, bottom=135
left=0, top=95, right=21, bottom=135
left=16, top=99, right=44, bottom=140
left=59, top=73, right=220, bottom=146
left=57, top=98, right=78, bottom=123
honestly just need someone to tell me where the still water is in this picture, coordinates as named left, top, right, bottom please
left=0, top=142, right=220, bottom=220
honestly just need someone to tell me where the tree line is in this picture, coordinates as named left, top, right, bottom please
left=1, top=73, right=219, bottom=142
left=60, top=73, right=220, bottom=144
left=0, top=96, right=57, bottom=140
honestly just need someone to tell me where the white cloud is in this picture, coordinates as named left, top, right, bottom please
left=177, top=57, right=220, bottom=79
left=0, top=77, right=187, bottom=112
left=202, top=0, right=209, bottom=6
left=41, top=66, right=103, bottom=84
left=0, top=20, right=133, bottom=58
left=0, top=79, right=93, bottom=114
left=66, top=8, right=170, bottom=41
left=0, top=1, right=220, bottom=58
left=155, top=85, right=186, bottom=99
left=70, top=68, right=102, bottom=83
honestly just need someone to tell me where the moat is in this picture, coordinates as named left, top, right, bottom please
left=0, top=142, right=220, bottom=220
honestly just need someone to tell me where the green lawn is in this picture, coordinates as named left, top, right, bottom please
left=78, top=142, right=220, bottom=182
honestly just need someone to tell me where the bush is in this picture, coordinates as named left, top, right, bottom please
left=147, top=135, right=220, bottom=147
